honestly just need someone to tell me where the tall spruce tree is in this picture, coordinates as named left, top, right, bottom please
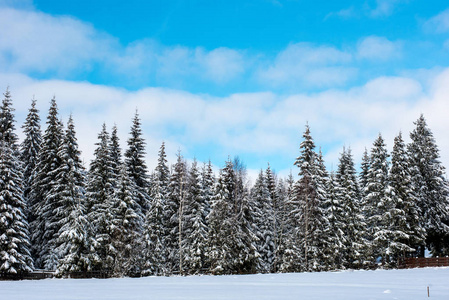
left=251, top=170, right=274, bottom=273
left=86, top=124, right=115, bottom=271
left=110, top=164, right=142, bottom=276
left=265, top=164, right=279, bottom=272
left=279, top=172, right=302, bottom=273
left=293, top=125, right=328, bottom=271
left=31, top=97, right=65, bottom=269
left=364, top=134, right=392, bottom=266
left=143, top=176, right=167, bottom=276
left=20, top=98, right=42, bottom=221
left=324, top=171, right=345, bottom=270
left=142, top=142, right=170, bottom=276
left=0, top=89, right=33, bottom=275
left=124, top=111, right=149, bottom=219
left=181, top=160, right=209, bottom=274
left=389, top=132, right=425, bottom=263
left=335, top=148, right=365, bottom=268
left=273, top=175, right=289, bottom=272
left=54, top=116, right=91, bottom=274
left=166, top=151, right=187, bottom=274
left=408, top=115, right=449, bottom=256
left=208, top=159, right=253, bottom=274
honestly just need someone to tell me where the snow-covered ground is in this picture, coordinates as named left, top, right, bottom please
left=2, top=267, right=448, bottom=300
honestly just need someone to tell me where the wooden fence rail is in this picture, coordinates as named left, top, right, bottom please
left=398, top=257, right=449, bottom=269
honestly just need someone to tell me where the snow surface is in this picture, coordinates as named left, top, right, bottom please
left=1, top=267, right=448, bottom=300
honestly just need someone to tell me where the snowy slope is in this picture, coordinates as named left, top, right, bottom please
left=1, top=267, right=448, bottom=300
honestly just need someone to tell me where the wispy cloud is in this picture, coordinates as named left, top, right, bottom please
left=368, top=0, right=404, bottom=18
left=357, top=36, right=402, bottom=61
left=0, top=7, right=247, bottom=87
left=257, top=43, right=356, bottom=89
left=423, top=8, right=449, bottom=33
left=326, top=0, right=406, bottom=20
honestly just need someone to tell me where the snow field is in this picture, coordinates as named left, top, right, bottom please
left=1, top=267, right=448, bottom=300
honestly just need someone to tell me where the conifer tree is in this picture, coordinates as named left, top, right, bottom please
left=364, top=134, right=392, bottom=266
left=20, top=99, right=42, bottom=224
left=273, top=176, right=288, bottom=272
left=265, top=164, right=279, bottom=272
left=389, top=132, right=425, bottom=263
left=314, top=150, right=332, bottom=271
left=251, top=170, right=274, bottom=273
left=324, top=171, right=345, bottom=270
left=110, top=164, right=142, bottom=276
left=143, top=176, right=167, bottom=276
left=54, top=116, right=91, bottom=274
left=335, top=148, right=365, bottom=268
left=0, top=88, right=19, bottom=148
left=125, top=111, right=149, bottom=218
left=293, top=125, right=328, bottom=271
left=143, top=142, right=170, bottom=275
left=208, top=159, right=236, bottom=274
left=166, top=151, right=187, bottom=274
left=86, top=124, right=115, bottom=271
left=31, top=97, right=65, bottom=269
left=279, top=172, right=302, bottom=273
left=408, top=115, right=449, bottom=256
left=182, top=160, right=209, bottom=274
left=0, top=89, right=33, bottom=275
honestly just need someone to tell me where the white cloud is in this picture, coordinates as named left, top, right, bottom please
left=357, top=36, right=402, bottom=61
left=368, top=0, right=403, bottom=18
left=0, top=8, right=114, bottom=75
left=424, top=8, right=449, bottom=33
left=0, top=7, right=246, bottom=86
left=325, top=7, right=356, bottom=20
left=257, top=43, right=356, bottom=88
left=4, top=67, right=449, bottom=179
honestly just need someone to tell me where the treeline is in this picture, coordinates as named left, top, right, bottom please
left=0, top=88, right=448, bottom=278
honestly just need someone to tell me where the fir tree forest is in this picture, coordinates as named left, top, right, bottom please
left=1, top=88, right=448, bottom=278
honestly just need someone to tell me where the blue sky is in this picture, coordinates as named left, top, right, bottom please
left=1, top=0, right=449, bottom=179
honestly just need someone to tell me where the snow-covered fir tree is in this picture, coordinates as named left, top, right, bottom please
left=166, top=151, right=187, bottom=274
left=86, top=124, right=115, bottom=271
left=0, top=88, right=19, bottom=148
left=20, top=98, right=42, bottom=227
left=251, top=170, right=274, bottom=273
left=110, top=164, right=143, bottom=276
left=388, top=132, right=425, bottom=264
left=0, top=89, right=33, bottom=275
left=324, top=171, right=345, bottom=270
left=335, top=147, right=365, bottom=269
left=181, top=159, right=209, bottom=274
left=143, top=176, right=167, bottom=276
left=293, top=125, right=328, bottom=271
left=124, top=111, right=149, bottom=218
left=142, top=142, right=170, bottom=276
left=208, top=160, right=257, bottom=274
left=53, top=116, right=91, bottom=275
left=279, top=172, right=302, bottom=273
left=408, top=115, right=449, bottom=256
left=31, top=97, right=65, bottom=270
left=265, top=164, right=279, bottom=272
left=0, top=140, right=34, bottom=275
left=272, top=175, right=289, bottom=272
left=364, top=134, right=392, bottom=266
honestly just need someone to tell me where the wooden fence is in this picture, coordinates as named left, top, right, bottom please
left=398, top=257, right=449, bottom=269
